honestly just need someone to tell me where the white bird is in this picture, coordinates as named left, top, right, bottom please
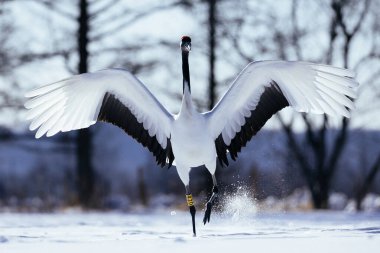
left=25, top=36, right=358, bottom=236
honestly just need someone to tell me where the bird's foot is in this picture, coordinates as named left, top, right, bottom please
left=203, top=186, right=218, bottom=225
left=190, top=205, right=196, bottom=236
left=186, top=194, right=197, bottom=236
left=203, top=201, right=213, bottom=224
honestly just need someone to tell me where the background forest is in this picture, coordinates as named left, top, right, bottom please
left=0, top=0, right=380, bottom=213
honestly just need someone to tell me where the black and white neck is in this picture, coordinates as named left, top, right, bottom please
left=180, top=36, right=193, bottom=113
left=182, top=50, right=191, bottom=94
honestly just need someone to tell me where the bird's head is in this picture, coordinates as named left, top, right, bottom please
left=181, top=36, right=191, bottom=52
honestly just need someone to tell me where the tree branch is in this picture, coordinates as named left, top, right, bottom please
left=277, top=114, right=315, bottom=190
left=291, top=0, right=302, bottom=59
left=91, top=2, right=182, bottom=41
left=90, top=0, right=121, bottom=20
left=327, top=117, right=349, bottom=178
left=301, top=114, right=318, bottom=151
left=356, top=151, right=380, bottom=210
left=35, top=1, right=77, bottom=20
left=351, top=0, right=371, bottom=35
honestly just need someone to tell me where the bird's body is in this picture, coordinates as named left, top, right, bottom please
left=172, top=112, right=216, bottom=169
left=171, top=86, right=217, bottom=183
left=25, top=36, right=359, bottom=236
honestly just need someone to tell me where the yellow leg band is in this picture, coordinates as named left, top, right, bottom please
left=186, top=194, right=194, bottom=206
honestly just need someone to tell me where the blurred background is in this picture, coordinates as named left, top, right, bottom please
left=0, top=0, right=379, bottom=213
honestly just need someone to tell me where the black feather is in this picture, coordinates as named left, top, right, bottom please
left=214, top=81, right=289, bottom=166
left=98, top=92, right=175, bottom=168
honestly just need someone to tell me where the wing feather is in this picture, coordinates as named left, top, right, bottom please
left=25, top=68, right=175, bottom=167
left=204, top=61, right=358, bottom=166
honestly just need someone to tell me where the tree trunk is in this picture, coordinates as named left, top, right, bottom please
left=76, top=0, right=94, bottom=207
left=204, top=0, right=218, bottom=195
left=356, top=153, right=380, bottom=211
left=138, top=167, right=148, bottom=206
left=207, top=0, right=217, bottom=110
left=279, top=0, right=365, bottom=210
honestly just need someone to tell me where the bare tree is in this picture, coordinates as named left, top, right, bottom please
left=352, top=0, right=380, bottom=210
left=355, top=153, right=380, bottom=210
left=74, top=0, right=94, bottom=207
left=207, top=0, right=217, bottom=110
left=0, top=3, right=22, bottom=111
left=219, top=0, right=378, bottom=209
left=0, top=4, right=13, bottom=75
left=276, top=0, right=371, bottom=209
left=10, top=0, right=186, bottom=207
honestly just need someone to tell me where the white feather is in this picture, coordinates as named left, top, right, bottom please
left=29, top=100, right=65, bottom=131
left=24, top=88, right=65, bottom=109
left=222, top=130, right=230, bottom=146
left=315, top=81, right=354, bottom=109
left=25, top=69, right=174, bottom=149
left=25, top=79, right=68, bottom=98
left=205, top=61, right=358, bottom=140
left=310, top=64, right=355, bottom=78
left=317, top=72, right=358, bottom=87
left=316, top=76, right=357, bottom=98
left=148, top=123, right=156, bottom=137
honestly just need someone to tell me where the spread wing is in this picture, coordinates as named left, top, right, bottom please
left=25, top=68, right=175, bottom=167
left=204, top=61, right=358, bottom=166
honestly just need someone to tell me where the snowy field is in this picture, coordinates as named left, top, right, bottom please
left=0, top=210, right=379, bottom=253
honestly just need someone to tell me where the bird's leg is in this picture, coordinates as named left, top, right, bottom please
left=203, top=174, right=218, bottom=225
left=186, top=185, right=196, bottom=237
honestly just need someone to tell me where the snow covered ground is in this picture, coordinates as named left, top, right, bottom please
left=0, top=210, right=379, bottom=253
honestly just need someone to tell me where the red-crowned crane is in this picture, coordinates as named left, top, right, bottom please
left=25, top=36, right=358, bottom=236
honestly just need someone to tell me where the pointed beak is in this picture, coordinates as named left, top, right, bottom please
left=181, top=42, right=191, bottom=52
